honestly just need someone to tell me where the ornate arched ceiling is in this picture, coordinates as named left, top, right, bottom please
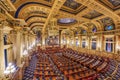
left=18, top=5, right=50, bottom=19
left=8, top=0, right=120, bottom=33
left=27, top=17, right=46, bottom=24
left=31, top=25, right=43, bottom=30
left=30, top=23, right=44, bottom=28
left=28, top=21, right=44, bottom=27
left=25, top=15, right=47, bottom=22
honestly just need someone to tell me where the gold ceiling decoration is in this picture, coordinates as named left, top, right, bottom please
left=5, top=0, right=120, bottom=32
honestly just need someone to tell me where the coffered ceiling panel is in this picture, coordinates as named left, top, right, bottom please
left=97, top=0, right=120, bottom=10
left=82, top=10, right=103, bottom=19
left=63, top=0, right=81, bottom=10
left=60, top=0, right=87, bottom=14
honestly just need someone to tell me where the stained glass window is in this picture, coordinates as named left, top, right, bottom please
left=92, top=27, right=97, bottom=32
left=105, top=25, right=114, bottom=31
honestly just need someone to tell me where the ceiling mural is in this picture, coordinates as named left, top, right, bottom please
left=82, top=10, right=103, bottom=19
left=60, top=0, right=87, bottom=14
left=7, top=0, right=120, bottom=32
left=63, top=0, right=81, bottom=10
left=98, top=0, right=120, bottom=10
left=108, top=0, right=120, bottom=7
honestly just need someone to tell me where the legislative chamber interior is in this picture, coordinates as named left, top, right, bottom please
left=0, top=0, right=120, bottom=80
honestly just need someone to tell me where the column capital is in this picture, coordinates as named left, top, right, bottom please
left=0, top=20, right=13, bottom=34
left=14, top=26, right=22, bottom=31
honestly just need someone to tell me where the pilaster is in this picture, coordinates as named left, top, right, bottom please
left=0, top=27, right=5, bottom=77
left=14, top=27, right=23, bottom=66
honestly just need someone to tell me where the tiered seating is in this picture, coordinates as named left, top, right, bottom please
left=64, top=49, right=120, bottom=80
left=23, top=55, right=37, bottom=80
left=111, top=62, right=120, bottom=80
left=33, top=52, right=63, bottom=80
left=49, top=53, right=98, bottom=80
left=45, top=47, right=62, bottom=53
left=23, top=47, right=119, bottom=80
left=97, top=59, right=115, bottom=79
